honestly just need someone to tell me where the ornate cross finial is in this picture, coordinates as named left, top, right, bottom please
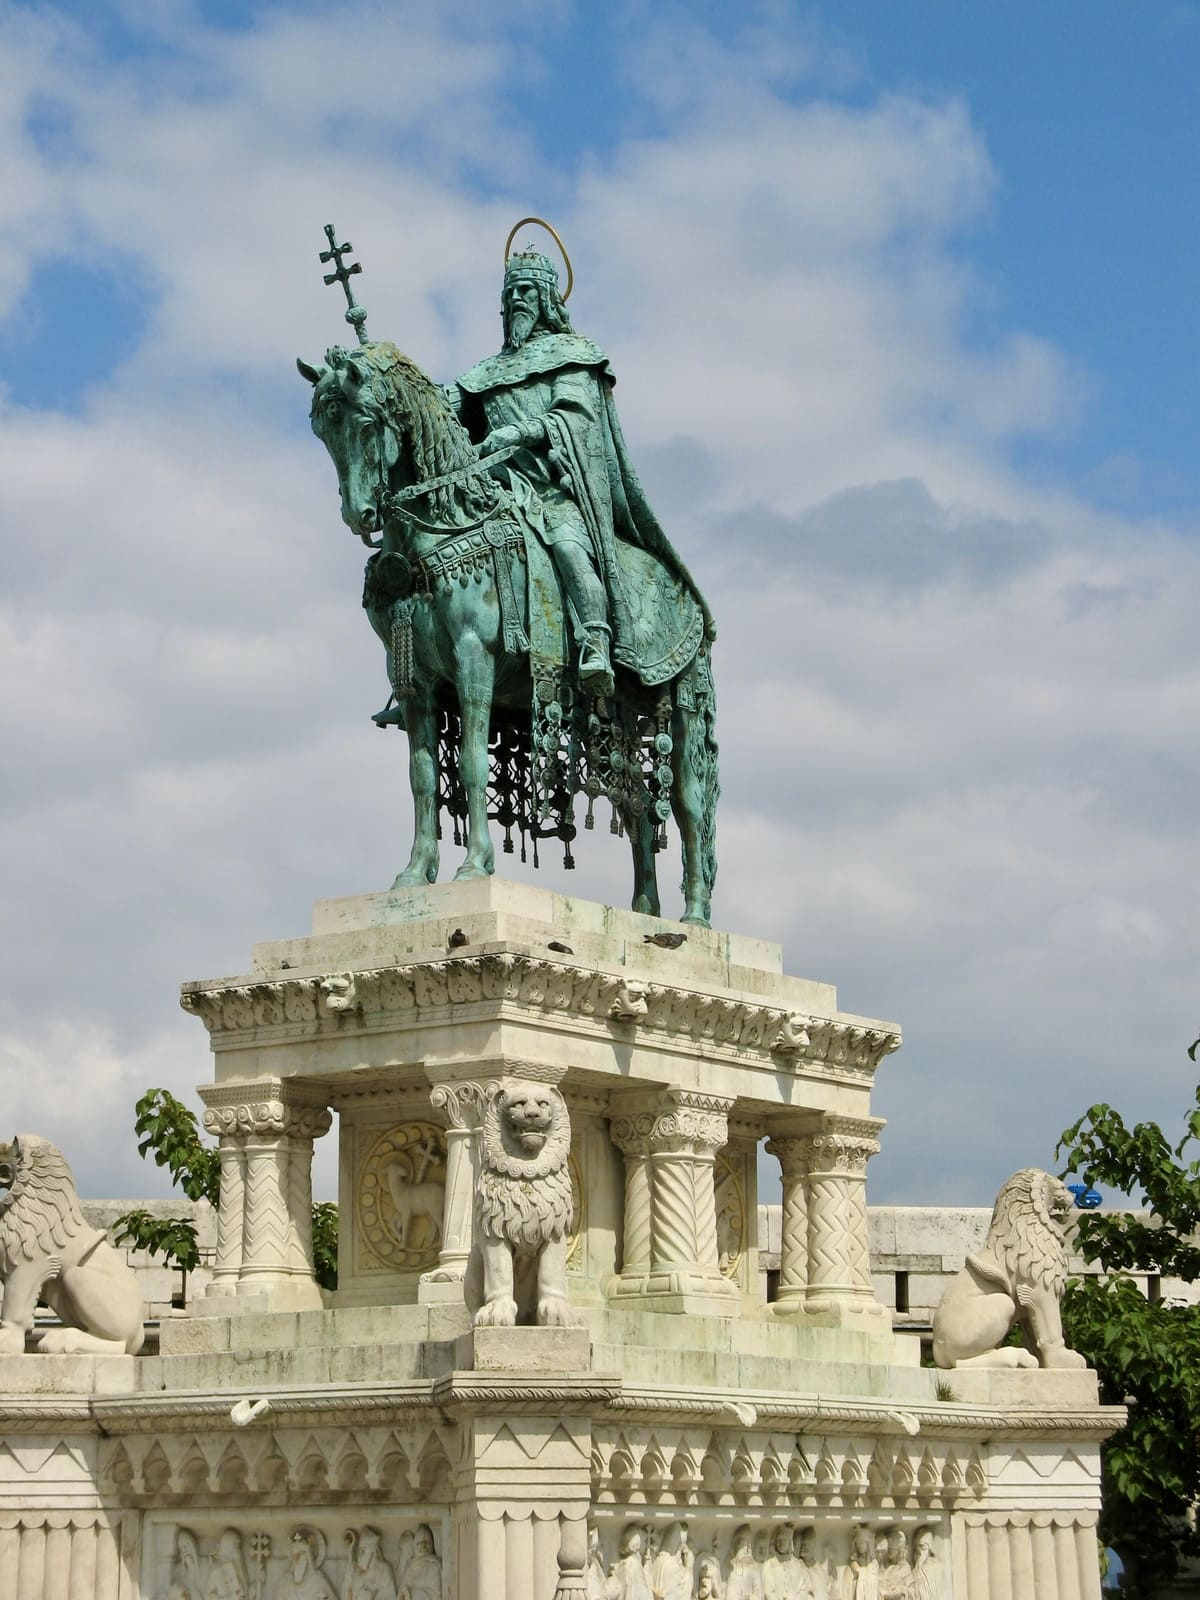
left=319, top=222, right=369, bottom=344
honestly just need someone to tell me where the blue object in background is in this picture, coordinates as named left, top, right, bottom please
left=1067, top=1182, right=1102, bottom=1210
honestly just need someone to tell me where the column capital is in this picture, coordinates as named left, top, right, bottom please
left=199, top=1077, right=332, bottom=1141
left=608, top=1087, right=734, bottom=1155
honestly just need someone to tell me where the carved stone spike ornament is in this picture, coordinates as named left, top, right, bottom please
left=932, top=1167, right=1088, bottom=1370
left=299, top=221, right=718, bottom=925
left=464, top=1079, right=582, bottom=1327
left=0, top=1133, right=145, bottom=1355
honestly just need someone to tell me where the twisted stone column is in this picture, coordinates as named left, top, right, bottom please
left=200, top=1079, right=332, bottom=1307
left=208, top=1137, right=246, bottom=1294
left=609, top=1089, right=737, bottom=1315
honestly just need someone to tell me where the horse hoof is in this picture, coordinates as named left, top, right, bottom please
left=393, top=866, right=438, bottom=889
left=453, top=860, right=496, bottom=882
left=681, top=910, right=711, bottom=929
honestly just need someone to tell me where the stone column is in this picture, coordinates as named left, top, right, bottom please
left=802, top=1118, right=887, bottom=1327
left=609, top=1089, right=739, bottom=1316
left=207, top=1137, right=246, bottom=1295
left=764, top=1136, right=808, bottom=1311
left=420, top=1080, right=487, bottom=1303
left=199, top=1078, right=332, bottom=1310
left=766, top=1117, right=888, bottom=1329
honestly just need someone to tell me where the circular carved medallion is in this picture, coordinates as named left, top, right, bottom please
left=358, top=1122, right=447, bottom=1271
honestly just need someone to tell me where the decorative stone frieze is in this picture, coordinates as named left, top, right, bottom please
left=609, top=1090, right=739, bottom=1315
left=181, top=957, right=901, bottom=1083
left=198, top=1079, right=332, bottom=1308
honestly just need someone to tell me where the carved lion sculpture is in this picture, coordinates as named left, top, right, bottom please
left=0, top=1134, right=145, bottom=1355
left=932, top=1167, right=1086, bottom=1370
left=464, top=1080, right=581, bottom=1328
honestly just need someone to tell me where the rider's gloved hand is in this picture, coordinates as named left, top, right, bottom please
left=478, top=425, right=524, bottom=456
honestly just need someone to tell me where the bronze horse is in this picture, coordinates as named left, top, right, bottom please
left=298, top=340, right=718, bottom=925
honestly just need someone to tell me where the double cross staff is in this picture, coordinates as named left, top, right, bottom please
left=320, top=223, right=369, bottom=344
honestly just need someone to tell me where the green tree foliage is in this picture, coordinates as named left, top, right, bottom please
left=1057, top=1080, right=1200, bottom=1597
left=115, top=1089, right=338, bottom=1294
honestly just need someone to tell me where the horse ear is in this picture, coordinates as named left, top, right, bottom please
left=296, top=358, right=322, bottom=385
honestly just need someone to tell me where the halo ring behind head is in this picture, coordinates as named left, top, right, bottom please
left=503, top=216, right=573, bottom=302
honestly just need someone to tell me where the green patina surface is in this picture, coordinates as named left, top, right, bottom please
left=300, top=226, right=719, bottom=926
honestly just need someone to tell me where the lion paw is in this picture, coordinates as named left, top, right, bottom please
left=473, top=1298, right=518, bottom=1328
left=0, top=1324, right=27, bottom=1355
left=537, top=1296, right=583, bottom=1328
left=1042, top=1345, right=1088, bottom=1370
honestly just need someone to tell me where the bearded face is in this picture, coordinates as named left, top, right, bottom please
left=504, top=277, right=541, bottom=348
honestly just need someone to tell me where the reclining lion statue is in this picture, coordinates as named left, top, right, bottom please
left=465, top=1080, right=581, bottom=1328
left=0, top=1134, right=145, bottom=1355
left=932, top=1167, right=1086, bottom=1370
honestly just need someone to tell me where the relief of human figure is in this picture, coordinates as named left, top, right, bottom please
left=206, top=1530, right=249, bottom=1600
left=605, top=1525, right=652, bottom=1600
left=762, top=1525, right=800, bottom=1600
left=649, top=1522, right=694, bottom=1600
left=586, top=1525, right=608, bottom=1600
left=877, top=1530, right=912, bottom=1600
left=162, top=1528, right=203, bottom=1600
left=795, top=1528, right=831, bottom=1600
left=841, top=1528, right=879, bottom=1600
left=343, top=1528, right=398, bottom=1600
left=910, top=1529, right=943, bottom=1600
left=725, top=1525, right=763, bottom=1600
left=281, top=1530, right=336, bottom=1600
left=398, top=1524, right=441, bottom=1600
left=696, top=1550, right=723, bottom=1599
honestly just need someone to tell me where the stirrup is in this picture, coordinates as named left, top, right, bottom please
left=372, top=698, right=406, bottom=728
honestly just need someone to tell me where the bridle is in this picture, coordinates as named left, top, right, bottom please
left=349, top=386, right=520, bottom=546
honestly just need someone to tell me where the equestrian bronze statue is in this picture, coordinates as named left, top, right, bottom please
left=299, top=220, right=718, bottom=925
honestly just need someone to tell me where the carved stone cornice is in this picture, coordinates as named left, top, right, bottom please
left=181, top=956, right=901, bottom=1080
left=198, top=1079, right=332, bottom=1141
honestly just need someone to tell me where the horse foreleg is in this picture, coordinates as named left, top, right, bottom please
left=453, top=637, right=496, bottom=881
left=392, top=693, right=440, bottom=887
left=672, top=705, right=715, bottom=927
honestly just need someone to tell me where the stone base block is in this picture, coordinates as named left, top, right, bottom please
left=455, top=1326, right=591, bottom=1373
left=0, top=1353, right=137, bottom=1396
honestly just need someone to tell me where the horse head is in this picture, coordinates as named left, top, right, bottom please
left=298, top=343, right=402, bottom=545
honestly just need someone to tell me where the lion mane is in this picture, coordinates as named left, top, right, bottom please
left=475, top=1086, right=573, bottom=1251
left=971, top=1167, right=1072, bottom=1296
left=0, top=1134, right=93, bottom=1271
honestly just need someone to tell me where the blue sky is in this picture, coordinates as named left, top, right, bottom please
left=2, top=0, right=1200, bottom=1205
left=6, top=1, right=1199, bottom=516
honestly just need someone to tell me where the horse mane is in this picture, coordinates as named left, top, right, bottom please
left=342, top=341, right=496, bottom=523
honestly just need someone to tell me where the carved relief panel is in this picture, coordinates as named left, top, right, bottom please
left=335, top=1091, right=451, bottom=1306
left=144, top=1513, right=448, bottom=1600
left=585, top=1516, right=950, bottom=1599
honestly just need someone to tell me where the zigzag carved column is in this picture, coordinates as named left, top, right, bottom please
left=801, top=1116, right=888, bottom=1328
left=608, top=1088, right=738, bottom=1316
left=200, top=1078, right=332, bottom=1309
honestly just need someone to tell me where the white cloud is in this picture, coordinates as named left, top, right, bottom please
left=1, top=5, right=1196, bottom=1212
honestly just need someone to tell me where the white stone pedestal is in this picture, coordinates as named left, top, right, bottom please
left=0, top=882, right=1120, bottom=1599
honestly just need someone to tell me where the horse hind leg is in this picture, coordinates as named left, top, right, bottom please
left=672, top=703, right=717, bottom=927
left=392, top=692, right=440, bottom=888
